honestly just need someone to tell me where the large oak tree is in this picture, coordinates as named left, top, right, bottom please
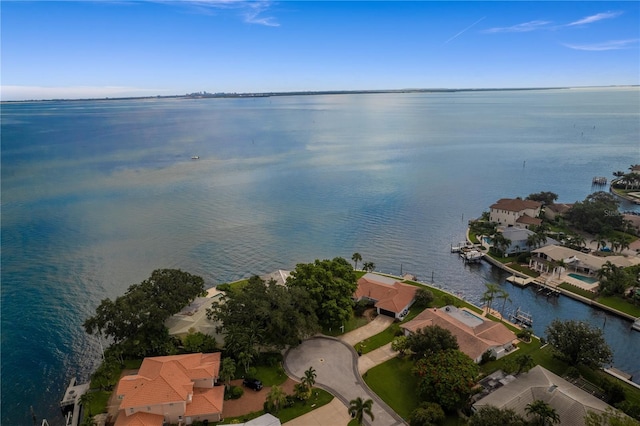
left=545, top=319, right=613, bottom=368
left=83, top=269, right=206, bottom=357
left=286, top=257, right=357, bottom=329
left=413, top=349, right=479, bottom=411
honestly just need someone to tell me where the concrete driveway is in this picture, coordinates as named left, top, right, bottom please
left=284, top=337, right=406, bottom=426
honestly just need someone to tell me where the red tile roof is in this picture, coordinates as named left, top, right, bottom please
left=490, top=198, right=542, bottom=212
left=402, top=308, right=516, bottom=361
left=355, top=275, right=417, bottom=314
left=116, top=352, right=222, bottom=418
left=185, top=387, right=225, bottom=416
left=114, top=411, right=164, bottom=426
left=515, top=215, right=542, bottom=226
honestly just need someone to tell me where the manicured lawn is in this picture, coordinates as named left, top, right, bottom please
left=596, top=295, right=640, bottom=317
left=506, top=263, right=540, bottom=278
left=83, top=390, right=110, bottom=420
left=254, top=365, right=288, bottom=386
left=278, top=389, right=334, bottom=423
left=323, top=312, right=370, bottom=336
left=213, top=388, right=334, bottom=425
left=364, top=356, right=419, bottom=420
left=558, top=282, right=597, bottom=300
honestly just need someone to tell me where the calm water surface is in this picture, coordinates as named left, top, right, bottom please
left=2, top=88, right=639, bottom=425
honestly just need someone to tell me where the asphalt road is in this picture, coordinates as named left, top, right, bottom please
left=284, top=336, right=406, bottom=426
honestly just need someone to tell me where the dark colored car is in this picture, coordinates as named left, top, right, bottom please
left=243, top=378, right=263, bottom=391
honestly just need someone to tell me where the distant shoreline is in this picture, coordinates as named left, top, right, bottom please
left=3, top=85, right=638, bottom=104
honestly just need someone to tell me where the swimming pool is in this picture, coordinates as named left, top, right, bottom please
left=443, top=306, right=484, bottom=327
left=568, top=273, right=598, bottom=284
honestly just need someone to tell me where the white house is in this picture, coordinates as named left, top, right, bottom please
left=489, top=198, right=542, bottom=228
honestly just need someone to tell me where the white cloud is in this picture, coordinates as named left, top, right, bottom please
left=159, top=0, right=280, bottom=26
left=563, top=39, right=639, bottom=51
left=243, top=1, right=279, bottom=27
left=1, top=85, right=167, bottom=101
left=567, top=11, right=623, bottom=26
left=483, top=20, right=552, bottom=33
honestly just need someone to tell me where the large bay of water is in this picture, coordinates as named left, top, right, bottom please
left=2, top=88, right=639, bottom=425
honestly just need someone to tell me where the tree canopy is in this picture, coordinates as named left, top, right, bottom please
left=286, top=257, right=358, bottom=329
left=208, top=275, right=319, bottom=352
left=545, top=319, right=613, bottom=368
left=526, top=191, right=559, bottom=206
left=565, top=192, right=623, bottom=236
left=412, top=349, right=479, bottom=411
left=406, top=325, right=459, bottom=359
left=83, top=269, right=206, bottom=357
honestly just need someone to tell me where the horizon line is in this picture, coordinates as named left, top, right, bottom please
left=2, top=84, right=639, bottom=103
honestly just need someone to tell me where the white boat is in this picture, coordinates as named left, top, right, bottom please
left=191, top=155, right=200, bottom=160
left=632, top=318, right=640, bottom=332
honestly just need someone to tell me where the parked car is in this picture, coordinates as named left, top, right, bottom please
left=243, top=378, right=263, bottom=391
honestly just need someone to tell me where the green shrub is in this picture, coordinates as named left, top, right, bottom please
left=601, top=378, right=626, bottom=405
left=480, top=350, right=496, bottom=365
left=566, top=367, right=580, bottom=379
left=230, top=385, right=244, bottom=399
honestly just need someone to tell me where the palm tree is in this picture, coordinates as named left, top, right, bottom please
left=79, top=391, right=95, bottom=418
left=362, top=261, right=375, bottom=272
left=572, top=234, right=586, bottom=249
left=352, top=253, right=362, bottom=270
left=525, top=400, right=560, bottom=426
left=481, top=283, right=501, bottom=314
left=265, top=385, right=288, bottom=413
left=497, top=289, right=511, bottom=320
left=515, top=353, right=535, bottom=374
left=349, top=397, right=375, bottom=425
left=220, top=357, right=236, bottom=389
left=302, top=366, right=317, bottom=390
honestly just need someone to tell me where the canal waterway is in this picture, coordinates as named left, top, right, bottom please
left=2, top=88, right=639, bottom=425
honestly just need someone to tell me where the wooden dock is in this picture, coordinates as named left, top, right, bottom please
left=508, top=307, right=533, bottom=327
left=60, top=377, right=90, bottom=426
left=532, top=278, right=560, bottom=297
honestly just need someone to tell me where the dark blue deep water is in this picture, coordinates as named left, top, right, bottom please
left=2, top=88, right=640, bottom=425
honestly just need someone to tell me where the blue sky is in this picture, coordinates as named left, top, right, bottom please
left=2, top=1, right=639, bottom=100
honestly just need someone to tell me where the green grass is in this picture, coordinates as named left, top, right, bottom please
left=323, top=312, right=370, bottom=336
left=364, top=356, right=420, bottom=420
left=278, top=388, right=334, bottom=423
left=83, top=390, right=110, bottom=420
left=506, top=263, right=540, bottom=278
left=253, top=365, right=288, bottom=386
left=469, top=231, right=480, bottom=244
left=596, top=295, right=640, bottom=317
left=558, top=282, right=598, bottom=300
left=213, top=388, right=334, bottom=425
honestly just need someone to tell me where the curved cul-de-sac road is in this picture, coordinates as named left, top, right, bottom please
left=284, top=336, right=406, bottom=426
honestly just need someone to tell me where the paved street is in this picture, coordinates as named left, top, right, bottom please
left=284, top=336, right=406, bottom=426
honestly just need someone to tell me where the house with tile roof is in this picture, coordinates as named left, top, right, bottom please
left=401, top=306, right=517, bottom=363
left=354, top=273, right=418, bottom=319
left=544, top=203, right=573, bottom=221
left=115, top=352, right=224, bottom=426
left=489, top=198, right=542, bottom=229
left=472, top=365, right=618, bottom=426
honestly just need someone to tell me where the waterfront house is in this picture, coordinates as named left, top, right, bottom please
left=114, top=352, right=223, bottom=426
left=530, top=245, right=637, bottom=277
left=489, top=198, right=542, bottom=228
left=544, top=203, right=573, bottom=221
left=354, top=273, right=417, bottom=319
left=472, top=365, right=616, bottom=426
left=501, top=228, right=558, bottom=256
left=401, top=306, right=517, bottom=363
